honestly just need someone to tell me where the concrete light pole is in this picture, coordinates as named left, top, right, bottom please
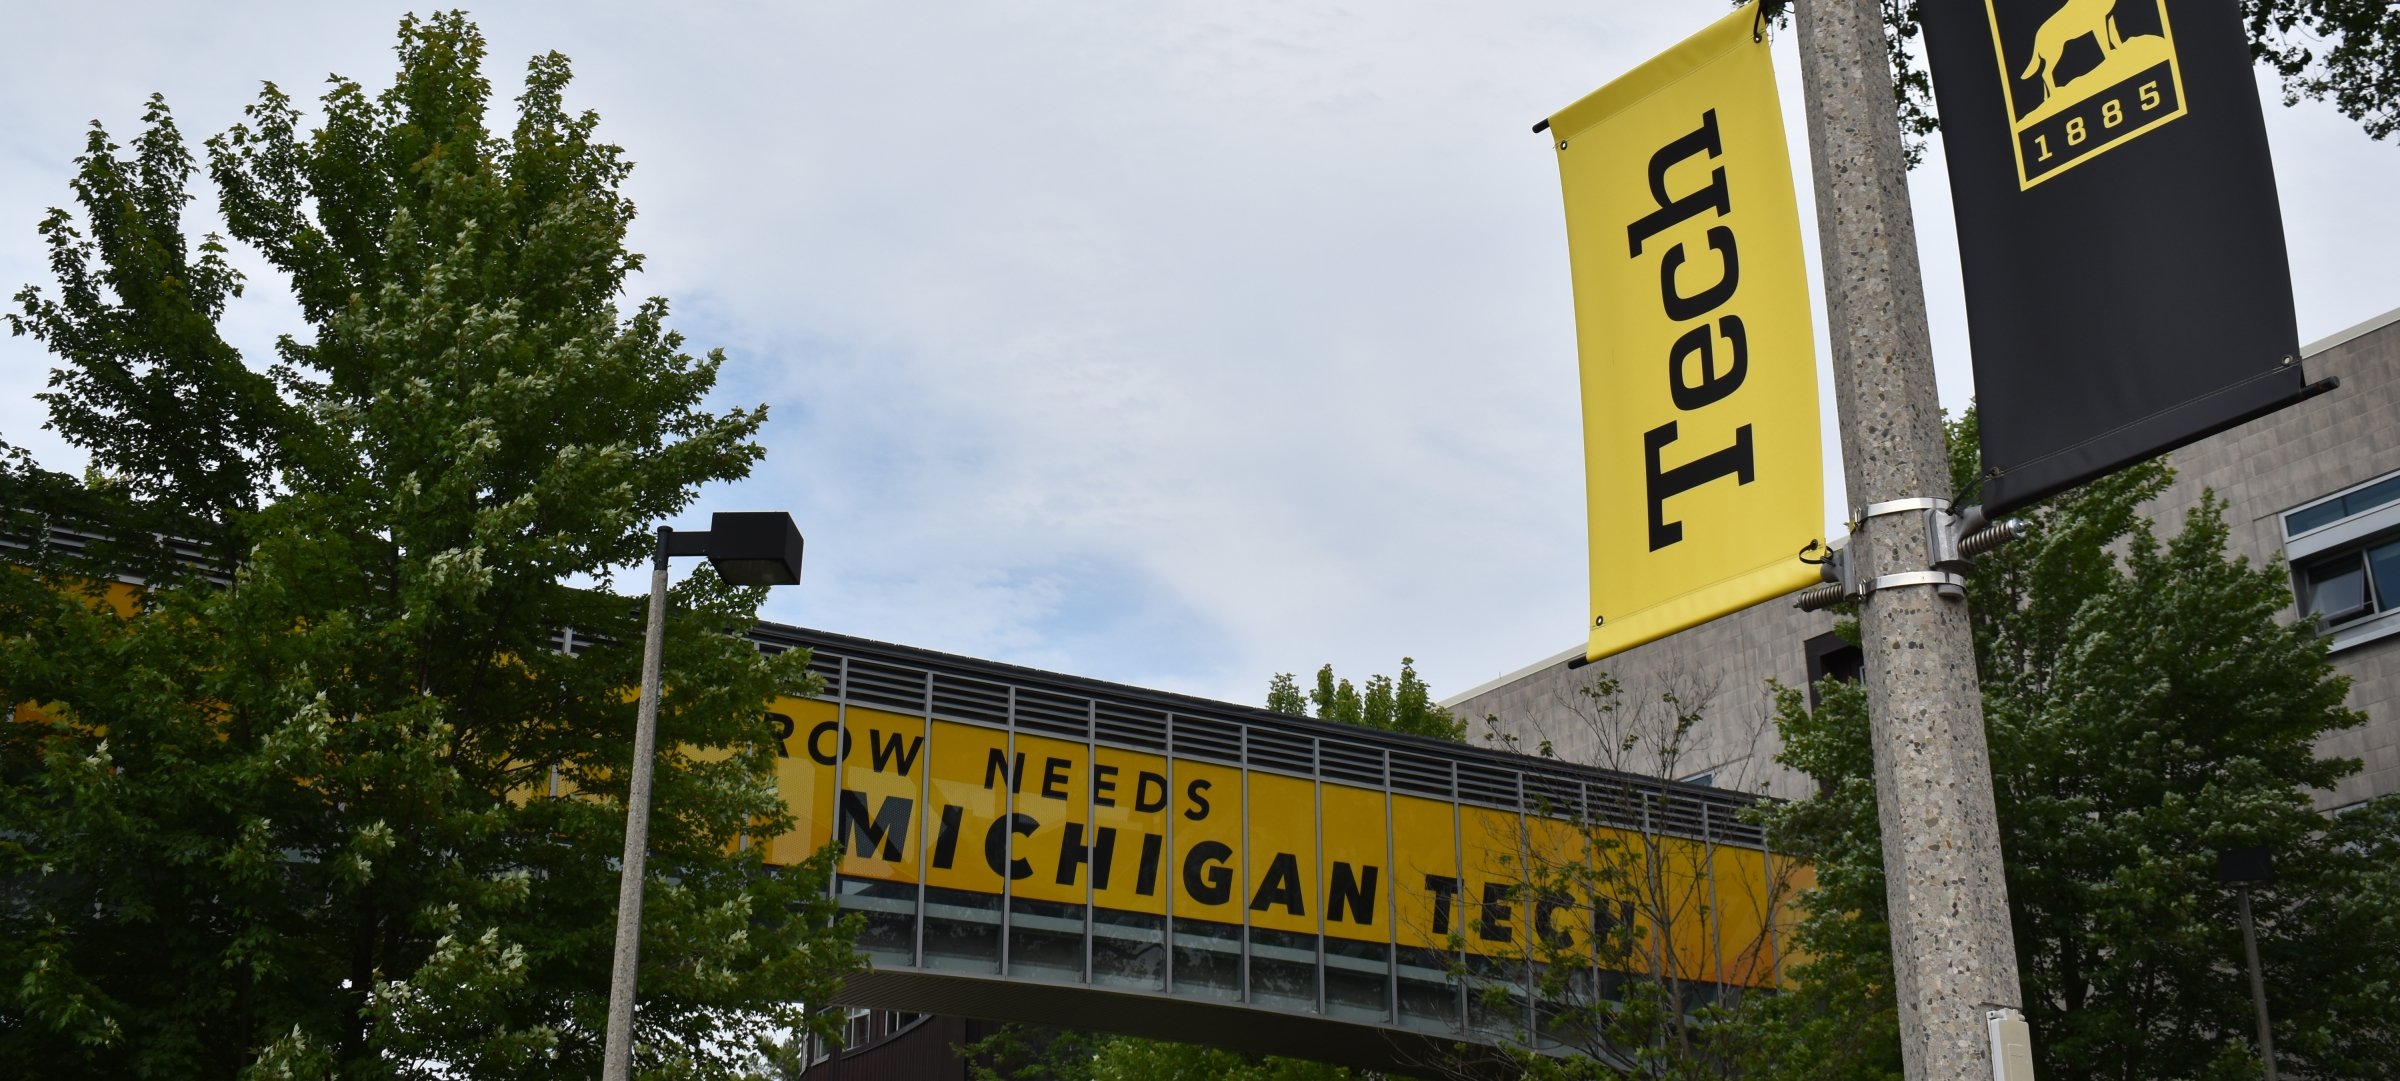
left=601, top=512, right=804, bottom=1081
left=2219, top=846, right=2280, bottom=1081
left=1790, top=0, right=2028, bottom=1076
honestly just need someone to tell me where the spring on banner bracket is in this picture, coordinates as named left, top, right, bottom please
left=1794, top=499, right=2027, bottom=611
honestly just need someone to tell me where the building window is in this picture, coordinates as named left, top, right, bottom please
left=2284, top=471, right=2400, bottom=651
left=2285, top=473, right=2400, bottom=536
left=843, top=1007, right=871, bottom=1050
left=2297, top=539, right=2400, bottom=624
left=1803, top=631, right=1863, bottom=708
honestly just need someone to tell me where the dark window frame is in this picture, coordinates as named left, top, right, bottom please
left=1803, top=630, right=1863, bottom=708
left=2283, top=471, right=2400, bottom=648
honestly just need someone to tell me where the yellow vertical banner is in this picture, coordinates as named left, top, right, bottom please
left=1547, top=5, right=1823, bottom=662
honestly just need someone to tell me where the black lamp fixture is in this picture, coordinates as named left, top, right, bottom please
left=665, top=511, right=806, bottom=587
left=603, top=510, right=803, bottom=1081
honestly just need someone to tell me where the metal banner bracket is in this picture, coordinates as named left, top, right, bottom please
left=1797, top=500, right=2028, bottom=611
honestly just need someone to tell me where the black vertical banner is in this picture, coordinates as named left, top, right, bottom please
left=1921, top=0, right=2319, bottom=515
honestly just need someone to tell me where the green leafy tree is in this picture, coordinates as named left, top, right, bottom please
left=1268, top=659, right=1465, bottom=743
left=1, top=13, right=855, bottom=1080
left=965, top=1027, right=1367, bottom=1081
left=1748, top=418, right=2400, bottom=1080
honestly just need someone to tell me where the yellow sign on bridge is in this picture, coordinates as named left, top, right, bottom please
left=761, top=681, right=1794, bottom=988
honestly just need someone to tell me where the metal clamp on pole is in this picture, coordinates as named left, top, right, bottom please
left=1796, top=501, right=2028, bottom=611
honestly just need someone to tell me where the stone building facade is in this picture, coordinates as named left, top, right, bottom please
left=1447, top=304, right=2400, bottom=812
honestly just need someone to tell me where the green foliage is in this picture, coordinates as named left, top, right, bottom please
left=1267, top=671, right=1309, bottom=716
left=6, top=95, right=285, bottom=528
left=2244, top=0, right=2400, bottom=141
left=960, top=1024, right=1094, bottom=1081
left=1, top=12, right=856, bottom=1080
left=960, top=1026, right=1369, bottom=1081
left=1078, top=1040, right=1371, bottom=1081
left=1267, top=659, right=1465, bottom=743
left=1730, top=680, right=1905, bottom=1081
left=962, top=1027, right=1366, bottom=1081
left=1752, top=418, right=2400, bottom=1080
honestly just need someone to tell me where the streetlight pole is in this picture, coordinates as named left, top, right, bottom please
left=600, top=528, right=677, bottom=1081
left=2219, top=845, right=2279, bottom=1080
left=2236, top=885, right=2278, bottom=1081
left=600, top=513, right=805, bottom=1081
left=1790, top=0, right=2027, bottom=1077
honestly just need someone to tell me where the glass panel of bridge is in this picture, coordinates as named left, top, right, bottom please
left=1170, top=917, right=1243, bottom=1002
left=1533, top=961, right=1595, bottom=1050
left=1465, top=951, right=1528, bottom=1039
left=921, top=886, right=1001, bottom=974
left=1088, top=741, right=1172, bottom=991
left=1169, top=757, right=1246, bottom=1002
left=1324, top=937, right=1392, bottom=1023
left=1245, top=771, right=1321, bottom=1013
left=1092, top=909, right=1165, bottom=990
left=921, top=719, right=1008, bottom=973
left=1390, top=790, right=1462, bottom=1032
left=1005, top=731, right=1093, bottom=984
left=1007, top=894, right=1088, bottom=984
left=1318, top=781, right=1389, bottom=1022
left=1246, top=927, right=1318, bottom=1013
left=839, top=876, right=916, bottom=966
left=1394, top=946, right=1459, bottom=1032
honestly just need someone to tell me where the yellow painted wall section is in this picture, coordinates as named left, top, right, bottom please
left=1522, top=813, right=1599, bottom=956
left=1170, top=758, right=1244, bottom=925
left=921, top=720, right=1007, bottom=894
left=1088, top=742, right=1174, bottom=915
left=1245, top=772, right=1319, bottom=936
left=1007, top=731, right=1088, bottom=905
left=1389, top=793, right=1461, bottom=952
left=1319, top=784, right=1390, bottom=939
left=828, top=706, right=924, bottom=882
left=766, top=698, right=839, bottom=868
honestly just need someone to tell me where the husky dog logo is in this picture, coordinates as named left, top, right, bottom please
left=1985, top=0, right=2187, bottom=188
left=2021, top=0, right=2122, bottom=101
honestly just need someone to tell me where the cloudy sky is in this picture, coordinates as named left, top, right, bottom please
left=4, top=2, right=2395, bottom=708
